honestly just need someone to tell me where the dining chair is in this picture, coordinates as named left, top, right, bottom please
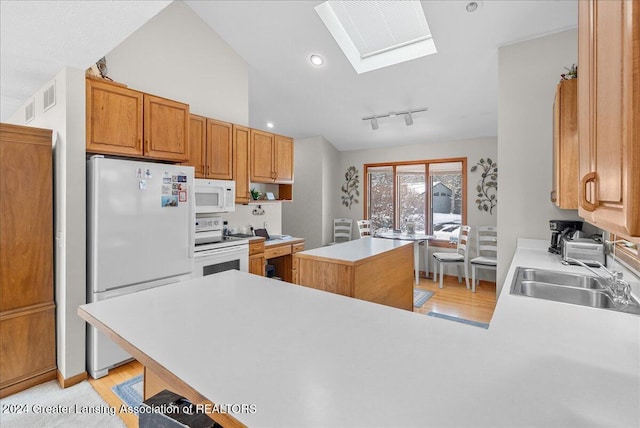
left=356, top=219, right=372, bottom=238
left=470, top=226, right=497, bottom=292
left=329, top=218, right=353, bottom=245
left=432, top=225, right=471, bottom=289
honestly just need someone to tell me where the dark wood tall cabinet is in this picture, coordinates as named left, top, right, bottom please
left=0, top=123, right=56, bottom=398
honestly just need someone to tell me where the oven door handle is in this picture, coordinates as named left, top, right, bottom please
left=195, top=245, right=247, bottom=257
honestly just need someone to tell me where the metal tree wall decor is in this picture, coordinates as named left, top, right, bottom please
left=341, top=166, right=360, bottom=209
left=471, top=158, right=497, bottom=214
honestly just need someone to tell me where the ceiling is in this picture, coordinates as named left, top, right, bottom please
left=1, top=1, right=578, bottom=151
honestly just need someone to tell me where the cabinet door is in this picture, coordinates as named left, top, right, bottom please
left=184, top=114, right=206, bottom=178
left=0, top=125, right=53, bottom=312
left=552, top=79, right=578, bottom=209
left=274, top=134, right=294, bottom=183
left=205, top=119, right=233, bottom=179
left=233, top=125, right=251, bottom=203
left=86, top=79, right=143, bottom=156
left=250, top=129, right=275, bottom=182
left=143, top=94, right=190, bottom=162
left=578, top=0, right=640, bottom=237
left=249, top=255, right=266, bottom=276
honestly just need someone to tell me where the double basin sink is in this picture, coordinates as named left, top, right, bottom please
left=510, top=267, right=640, bottom=315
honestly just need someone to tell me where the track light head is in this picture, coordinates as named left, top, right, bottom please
left=404, top=112, right=413, bottom=126
left=371, top=117, right=379, bottom=130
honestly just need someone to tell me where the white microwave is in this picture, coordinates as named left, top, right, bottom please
left=194, top=179, right=235, bottom=213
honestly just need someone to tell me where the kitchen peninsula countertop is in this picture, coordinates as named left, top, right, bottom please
left=79, top=239, right=640, bottom=427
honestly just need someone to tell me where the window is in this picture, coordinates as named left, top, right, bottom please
left=364, top=158, right=466, bottom=245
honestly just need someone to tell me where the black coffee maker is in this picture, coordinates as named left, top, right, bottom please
left=549, top=220, right=584, bottom=254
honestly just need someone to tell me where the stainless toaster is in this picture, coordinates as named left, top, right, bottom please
left=562, top=238, right=605, bottom=266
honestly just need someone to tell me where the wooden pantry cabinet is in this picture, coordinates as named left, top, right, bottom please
left=250, top=130, right=294, bottom=184
left=0, top=124, right=56, bottom=398
left=86, top=78, right=189, bottom=162
left=577, top=0, right=640, bottom=239
left=551, top=78, right=579, bottom=209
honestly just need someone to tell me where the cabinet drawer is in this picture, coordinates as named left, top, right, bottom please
left=249, top=241, right=265, bottom=256
left=264, top=245, right=291, bottom=260
left=292, top=243, right=305, bottom=253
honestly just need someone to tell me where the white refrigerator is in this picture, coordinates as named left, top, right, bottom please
left=87, top=156, right=194, bottom=378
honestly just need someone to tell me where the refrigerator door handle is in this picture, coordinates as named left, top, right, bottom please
left=189, top=185, right=195, bottom=258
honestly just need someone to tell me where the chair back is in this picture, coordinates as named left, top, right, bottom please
left=333, top=218, right=353, bottom=243
left=476, top=226, right=497, bottom=258
left=356, top=220, right=371, bottom=237
left=456, top=225, right=472, bottom=260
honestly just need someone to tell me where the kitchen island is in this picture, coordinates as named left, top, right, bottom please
left=78, top=240, right=640, bottom=427
left=294, top=236, right=414, bottom=310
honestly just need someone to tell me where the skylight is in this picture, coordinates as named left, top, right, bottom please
left=315, top=0, right=436, bottom=74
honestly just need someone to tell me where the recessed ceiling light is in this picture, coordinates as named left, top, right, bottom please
left=266, top=122, right=274, bottom=129
left=466, top=2, right=479, bottom=12
left=310, top=54, right=324, bottom=66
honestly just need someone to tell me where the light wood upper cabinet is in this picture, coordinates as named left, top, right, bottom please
left=233, top=125, right=251, bottom=203
left=551, top=78, right=579, bottom=209
left=185, top=117, right=234, bottom=180
left=86, top=78, right=189, bottom=163
left=274, top=134, right=294, bottom=183
left=578, top=0, right=640, bottom=239
left=86, top=79, right=143, bottom=156
left=250, top=129, right=276, bottom=182
left=205, top=119, right=233, bottom=180
left=184, top=114, right=206, bottom=177
left=143, top=94, right=190, bottom=162
left=250, top=130, right=294, bottom=184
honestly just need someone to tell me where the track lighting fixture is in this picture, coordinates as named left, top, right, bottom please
left=362, top=107, right=427, bottom=130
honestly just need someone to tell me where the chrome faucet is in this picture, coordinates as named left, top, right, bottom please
left=563, top=257, right=632, bottom=305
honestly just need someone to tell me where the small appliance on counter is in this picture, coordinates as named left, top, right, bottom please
left=548, top=219, right=584, bottom=254
left=562, top=238, right=605, bottom=267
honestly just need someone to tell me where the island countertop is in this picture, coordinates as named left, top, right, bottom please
left=295, top=236, right=413, bottom=264
left=78, top=240, right=640, bottom=427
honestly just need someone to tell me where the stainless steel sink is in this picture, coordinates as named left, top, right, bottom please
left=515, top=280, right=617, bottom=308
left=519, top=268, right=606, bottom=289
left=511, top=267, right=640, bottom=315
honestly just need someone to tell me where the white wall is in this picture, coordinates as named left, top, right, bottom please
left=282, top=136, right=339, bottom=249
left=497, top=29, right=581, bottom=294
left=336, top=137, right=498, bottom=276
left=7, top=67, right=86, bottom=380
left=322, top=138, right=340, bottom=246
left=221, top=203, right=282, bottom=236
left=105, top=1, right=248, bottom=125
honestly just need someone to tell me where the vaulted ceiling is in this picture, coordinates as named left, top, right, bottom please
left=1, top=1, right=578, bottom=151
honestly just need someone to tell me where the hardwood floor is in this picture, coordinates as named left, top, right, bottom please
left=88, top=275, right=496, bottom=428
left=88, top=360, right=143, bottom=428
left=413, top=274, right=496, bottom=324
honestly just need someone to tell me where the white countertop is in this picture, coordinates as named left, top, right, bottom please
left=295, top=236, right=413, bottom=263
left=79, top=239, right=640, bottom=427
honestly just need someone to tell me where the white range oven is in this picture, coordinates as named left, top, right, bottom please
left=194, top=213, right=248, bottom=277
